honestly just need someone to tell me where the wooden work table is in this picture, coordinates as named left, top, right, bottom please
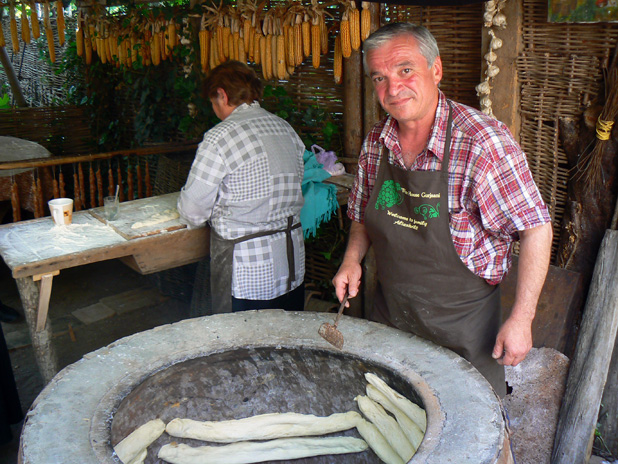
left=0, top=192, right=209, bottom=383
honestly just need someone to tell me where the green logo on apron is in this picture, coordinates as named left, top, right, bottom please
left=414, top=203, right=440, bottom=219
left=375, top=180, right=404, bottom=209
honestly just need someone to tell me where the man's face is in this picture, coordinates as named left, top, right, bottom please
left=366, top=35, right=442, bottom=126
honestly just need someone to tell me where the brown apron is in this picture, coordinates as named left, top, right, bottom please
left=364, top=106, right=506, bottom=397
left=210, top=216, right=301, bottom=314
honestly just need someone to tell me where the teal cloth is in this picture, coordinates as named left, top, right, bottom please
left=300, top=149, right=338, bottom=238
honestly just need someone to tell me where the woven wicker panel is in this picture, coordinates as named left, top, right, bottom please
left=0, top=106, right=95, bottom=156
left=0, top=16, right=75, bottom=108
left=382, top=3, right=483, bottom=109
left=519, top=0, right=618, bottom=261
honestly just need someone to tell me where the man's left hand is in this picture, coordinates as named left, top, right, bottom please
left=492, top=316, right=533, bottom=366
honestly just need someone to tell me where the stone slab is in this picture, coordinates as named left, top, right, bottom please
left=72, top=303, right=116, bottom=325
left=503, top=347, right=570, bottom=464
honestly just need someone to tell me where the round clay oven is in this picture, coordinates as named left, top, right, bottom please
left=19, top=310, right=511, bottom=463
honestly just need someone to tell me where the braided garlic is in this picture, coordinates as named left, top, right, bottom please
left=477, top=3, right=505, bottom=117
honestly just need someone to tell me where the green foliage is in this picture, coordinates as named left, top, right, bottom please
left=262, top=85, right=342, bottom=153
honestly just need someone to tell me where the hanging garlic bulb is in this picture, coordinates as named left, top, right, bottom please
left=490, top=36, right=503, bottom=50
left=492, top=12, right=507, bottom=28
left=484, top=50, right=497, bottom=63
left=486, top=64, right=500, bottom=78
left=476, top=80, right=491, bottom=96
left=480, top=96, right=492, bottom=108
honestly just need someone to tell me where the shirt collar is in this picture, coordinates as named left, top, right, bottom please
left=377, top=91, right=450, bottom=162
left=231, top=101, right=261, bottom=115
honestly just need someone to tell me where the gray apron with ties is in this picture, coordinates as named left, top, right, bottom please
left=210, top=216, right=301, bottom=314
left=364, top=105, right=506, bottom=397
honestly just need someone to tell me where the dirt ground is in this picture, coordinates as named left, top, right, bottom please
left=0, top=258, right=193, bottom=464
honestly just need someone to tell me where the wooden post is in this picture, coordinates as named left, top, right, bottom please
left=551, top=229, right=618, bottom=464
left=15, top=276, right=59, bottom=384
left=343, top=48, right=363, bottom=168
left=363, top=2, right=382, bottom=138
left=483, top=0, right=523, bottom=139
left=0, top=46, right=28, bottom=107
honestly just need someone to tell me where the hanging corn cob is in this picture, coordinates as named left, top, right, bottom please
left=319, top=12, right=328, bottom=55
left=349, top=2, right=360, bottom=51
left=334, top=34, right=342, bottom=84
left=59, top=168, right=66, bottom=198
left=96, top=164, right=103, bottom=206
left=44, top=2, right=55, bottom=63
left=36, top=175, right=44, bottom=218
left=116, top=163, right=125, bottom=202
left=108, top=161, right=115, bottom=197
left=145, top=161, right=152, bottom=198
left=30, top=0, right=40, bottom=39
left=52, top=169, right=60, bottom=199
left=88, top=163, right=96, bottom=207
left=56, top=0, right=65, bottom=46
left=73, top=167, right=82, bottom=211
left=199, top=18, right=210, bottom=73
left=294, top=14, right=303, bottom=66
left=21, top=3, right=31, bottom=45
left=360, top=2, right=371, bottom=42
left=340, top=9, right=351, bottom=58
left=136, top=163, right=143, bottom=199
left=127, top=165, right=134, bottom=201
left=302, top=13, right=310, bottom=58
left=11, top=179, right=21, bottom=223
left=311, top=14, right=320, bottom=69
left=78, top=163, right=86, bottom=208
left=75, top=10, right=84, bottom=57
left=32, top=176, right=41, bottom=218
left=10, top=1, right=19, bottom=54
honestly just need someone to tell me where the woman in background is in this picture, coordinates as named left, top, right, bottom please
left=178, top=61, right=305, bottom=314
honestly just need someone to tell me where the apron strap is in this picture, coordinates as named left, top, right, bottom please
left=441, top=101, right=453, bottom=174
left=227, top=217, right=301, bottom=292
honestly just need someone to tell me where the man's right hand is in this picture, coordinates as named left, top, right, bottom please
left=332, top=261, right=363, bottom=307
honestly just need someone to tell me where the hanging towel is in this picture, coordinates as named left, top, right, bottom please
left=300, top=149, right=339, bottom=238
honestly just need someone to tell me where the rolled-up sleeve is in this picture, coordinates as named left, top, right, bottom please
left=177, top=139, right=227, bottom=228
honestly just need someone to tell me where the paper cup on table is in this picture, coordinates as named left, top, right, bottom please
left=48, top=198, right=74, bottom=226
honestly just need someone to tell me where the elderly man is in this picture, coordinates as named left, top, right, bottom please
left=332, top=22, right=553, bottom=396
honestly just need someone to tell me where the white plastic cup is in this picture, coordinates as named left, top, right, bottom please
left=48, top=198, right=74, bottom=226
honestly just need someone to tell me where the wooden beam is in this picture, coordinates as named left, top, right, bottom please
left=343, top=48, right=363, bottom=161
left=483, top=0, right=523, bottom=140
left=0, top=46, right=27, bottom=107
left=552, top=229, right=618, bottom=464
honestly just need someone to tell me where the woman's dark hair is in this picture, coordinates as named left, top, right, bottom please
left=203, top=60, right=263, bottom=105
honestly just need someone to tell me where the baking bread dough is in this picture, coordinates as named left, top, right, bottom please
left=365, top=372, right=427, bottom=432
left=367, top=384, right=424, bottom=450
left=126, top=448, right=147, bottom=464
left=356, top=418, right=404, bottom=464
left=166, top=411, right=362, bottom=443
left=114, top=418, right=165, bottom=464
left=355, top=395, right=414, bottom=462
left=131, top=209, right=180, bottom=229
left=158, top=437, right=368, bottom=464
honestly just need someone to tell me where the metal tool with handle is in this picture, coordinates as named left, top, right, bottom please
left=318, top=292, right=349, bottom=350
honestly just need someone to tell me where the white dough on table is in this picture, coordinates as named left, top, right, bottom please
left=367, top=384, right=424, bottom=450
left=131, top=209, right=180, bottom=229
left=158, top=436, right=368, bottom=464
left=365, top=372, right=427, bottom=432
left=356, top=418, right=404, bottom=464
left=355, top=395, right=415, bottom=462
left=166, top=411, right=362, bottom=443
left=113, top=418, right=165, bottom=464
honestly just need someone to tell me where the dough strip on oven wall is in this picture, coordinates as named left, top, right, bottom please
left=157, top=436, right=368, bottom=464
left=165, top=411, right=362, bottom=442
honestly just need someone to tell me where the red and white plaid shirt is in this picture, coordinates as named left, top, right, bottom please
left=348, top=92, right=551, bottom=284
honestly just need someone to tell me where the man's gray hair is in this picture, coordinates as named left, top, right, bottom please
left=362, top=22, right=440, bottom=74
